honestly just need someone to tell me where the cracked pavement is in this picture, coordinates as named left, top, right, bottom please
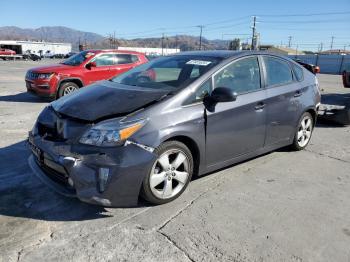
left=1, top=61, right=350, bottom=262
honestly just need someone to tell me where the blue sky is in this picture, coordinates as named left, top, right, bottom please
left=1, top=0, right=350, bottom=50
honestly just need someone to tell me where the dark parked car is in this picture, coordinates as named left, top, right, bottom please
left=28, top=51, right=321, bottom=207
left=343, top=64, right=350, bottom=88
left=64, top=52, right=78, bottom=58
left=23, top=53, right=41, bottom=61
left=294, top=59, right=320, bottom=74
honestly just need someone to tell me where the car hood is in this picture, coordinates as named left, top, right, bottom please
left=29, top=63, right=75, bottom=73
left=51, top=80, right=170, bottom=122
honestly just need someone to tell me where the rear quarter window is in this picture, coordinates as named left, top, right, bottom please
left=293, top=64, right=304, bottom=81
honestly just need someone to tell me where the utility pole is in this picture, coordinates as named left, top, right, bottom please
left=197, top=25, right=204, bottom=50
left=251, top=16, right=257, bottom=50
left=288, top=36, right=292, bottom=48
left=319, top=42, right=323, bottom=52
left=175, top=35, right=178, bottom=50
left=161, top=33, right=165, bottom=56
left=330, top=36, right=335, bottom=50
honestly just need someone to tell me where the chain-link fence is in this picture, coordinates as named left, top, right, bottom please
left=288, top=54, right=350, bottom=74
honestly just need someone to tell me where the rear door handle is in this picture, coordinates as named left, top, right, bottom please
left=294, top=90, right=302, bottom=97
left=255, top=102, right=265, bottom=110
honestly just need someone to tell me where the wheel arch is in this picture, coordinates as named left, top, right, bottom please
left=58, top=78, right=84, bottom=88
left=56, top=78, right=84, bottom=99
left=163, top=135, right=200, bottom=177
left=305, top=107, right=317, bottom=127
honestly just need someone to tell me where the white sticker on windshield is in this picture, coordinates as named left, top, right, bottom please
left=186, top=60, right=212, bottom=66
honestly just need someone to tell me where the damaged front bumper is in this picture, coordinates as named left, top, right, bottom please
left=27, top=134, right=157, bottom=207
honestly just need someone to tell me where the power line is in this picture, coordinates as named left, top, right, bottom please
left=203, top=15, right=251, bottom=26
left=256, top=11, right=350, bottom=17
left=259, top=18, right=349, bottom=24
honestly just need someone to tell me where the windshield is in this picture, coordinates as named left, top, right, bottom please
left=111, top=55, right=221, bottom=90
left=61, top=51, right=95, bottom=66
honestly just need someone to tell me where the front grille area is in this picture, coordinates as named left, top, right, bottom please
left=41, top=163, right=68, bottom=185
left=26, top=71, right=39, bottom=79
left=36, top=157, right=68, bottom=185
left=37, top=122, right=63, bottom=141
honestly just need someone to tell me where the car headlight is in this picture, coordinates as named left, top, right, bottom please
left=38, top=73, right=54, bottom=79
left=79, top=119, right=146, bottom=147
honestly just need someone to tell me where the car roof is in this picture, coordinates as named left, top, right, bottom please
left=173, top=50, right=290, bottom=60
left=84, top=49, right=145, bottom=55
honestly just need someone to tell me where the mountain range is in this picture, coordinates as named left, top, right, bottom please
left=0, top=26, right=230, bottom=51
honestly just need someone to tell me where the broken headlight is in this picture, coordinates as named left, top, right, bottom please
left=79, top=119, right=146, bottom=147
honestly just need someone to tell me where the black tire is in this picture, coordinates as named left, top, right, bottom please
left=141, top=141, right=194, bottom=205
left=291, top=112, right=314, bottom=151
left=57, top=82, right=79, bottom=99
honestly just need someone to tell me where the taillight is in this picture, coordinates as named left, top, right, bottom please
left=314, top=66, right=320, bottom=74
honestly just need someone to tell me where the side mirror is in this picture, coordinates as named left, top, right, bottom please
left=86, top=61, right=96, bottom=70
left=210, top=87, right=237, bottom=103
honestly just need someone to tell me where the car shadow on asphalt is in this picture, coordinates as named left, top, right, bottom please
left=0, top=140, right=115, bottom=222
left=0, top=92, right=50, bottom=103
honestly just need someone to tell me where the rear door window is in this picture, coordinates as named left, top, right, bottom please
left=116, top=54, right=133, bottom=64
left=263, top=56, right=293, bottom=86
left=93, top=54, right=115, bottom=66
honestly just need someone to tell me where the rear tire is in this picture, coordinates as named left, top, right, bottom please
left=57, top=82, right=79, bottom=98
left=141, top=141, right=193, bottom=205
left=291, top=112, right=314, bottom=151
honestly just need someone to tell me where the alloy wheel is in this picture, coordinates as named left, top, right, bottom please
left=297, top=115, right=313, bottom=147
left=150, top=149, right=190, bottom=199
left=63, top=85, right=78, bottom=96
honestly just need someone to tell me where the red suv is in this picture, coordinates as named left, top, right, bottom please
left=25, top=50, right=148, bottom=99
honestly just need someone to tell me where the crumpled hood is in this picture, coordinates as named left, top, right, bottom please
left=51, top=80, right=169, bottom=122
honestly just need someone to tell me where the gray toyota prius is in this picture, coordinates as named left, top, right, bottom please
left=28, top=51, right=321, bottom=206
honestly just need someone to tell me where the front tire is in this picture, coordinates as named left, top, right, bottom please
left=57, top=82, right=79, bottom=98
left=142, top=141, right=193, bottom=205
left=291, top=112, right=314, bottom=151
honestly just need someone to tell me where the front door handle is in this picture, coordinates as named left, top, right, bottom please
left=294, top=90, right=302, bottom=97
left=255, top=102, right=265, bottom=110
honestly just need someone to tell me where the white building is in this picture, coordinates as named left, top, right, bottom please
left=118, top=46, right=180, bottom=56
left=0, top=40, right=71, bottom=55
